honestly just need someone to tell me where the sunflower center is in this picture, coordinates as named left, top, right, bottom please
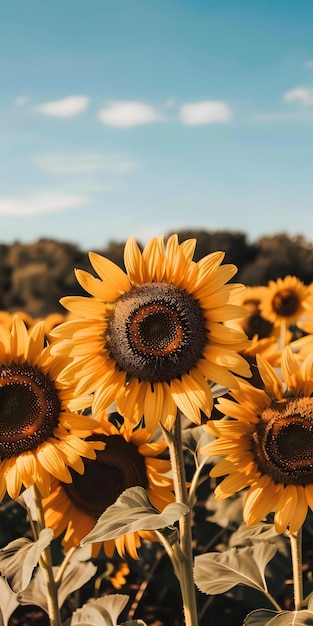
left=106, top=282, right=207, bottom=383
left=240, top=301, right=273, bottom=340
left=0, top=362, right=60, bottom=459
left=64, top=434, right=148, bottom=517
left=253, top=397, right=313, bottom=485
left=272, top=289, right=300, bottom=318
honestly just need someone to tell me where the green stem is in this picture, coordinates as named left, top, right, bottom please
left=166, top=412, right=199, bottom=626
left=32, top=485, right=62, bottom=626
left=55, top=546, right=76, bottom=587
left=279, top=320, right=288, bottom=351
left=263, top=590, right=282, bottom=612
left=290, top=529, right=303, bottom=611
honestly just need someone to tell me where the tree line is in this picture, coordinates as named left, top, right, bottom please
left=1, top=230, right=313, bottom=318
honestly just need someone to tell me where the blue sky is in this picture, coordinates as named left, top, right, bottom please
left=1, top=0, right=313, bottom=251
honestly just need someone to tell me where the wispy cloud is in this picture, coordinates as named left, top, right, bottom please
left=179, top=101, right=232, bottom=125
left=0, top=192, right=89, bottom=216
left=283, top=87, right=313, bottom=105
left=305, top=61, right=313, bottom=69
left=248, top=110, right=313, bottom=123
left=32, top=96, right=90, bottom=118
left=98, top=101, right=162, bottom=127
left=33, top=152, right=138, bottom=175
left=14, top=96, right=31, bottom=108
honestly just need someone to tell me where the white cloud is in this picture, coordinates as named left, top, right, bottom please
left=14, top=96, right=31, bottom=107
left=32, top=96, right=90, bottom=118
left=305, top=61, right=313, bottom=69
left=98, top=101, right=162, bottom=127
left=34, top=152, right=138, bottom=175
left=179, top=101, right=232, bottom=125
left=248, top=110, right=313, bottom=123
left=164, top=98, right=177, bottom=108
left=0, top=192, right=89, bottom=216
left=283, top=87, right=313, bottom=105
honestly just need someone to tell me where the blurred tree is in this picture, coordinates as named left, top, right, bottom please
left=171, top=229, right=258, bottom=275
left=240, top=233, right=313, bottom=285
left=1, top=231, right=313, bottom=317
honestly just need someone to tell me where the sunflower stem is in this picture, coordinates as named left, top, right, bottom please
left=32, top=485, right=62, bottom=626
left=279, top=320, right=287, bottom=350
left=167, top=412, right=199, bottom=626
left=290, top=529, right=303, bottom=611
left=55, top=546, right=77, bottom=587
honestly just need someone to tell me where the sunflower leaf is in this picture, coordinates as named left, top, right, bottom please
left=0, top=528, right=53, bottom=593
left=230, top=522, right=281, bottom=546
left=229, top=522, right=289, bottom=558
left=81, top=486, right=189, bottom=545
left=18, top=548, right=97, bottom=611
left=244, top=609, right=313, bottom=625
left=243, top=609, right=279, bottom=625
left=194, top=543, right=277, bottom=595
left=120, top=617, right=146, bottom=626
left=69, top=594, right=130, bottom=626
left=182, top=425, right=215, bottom=462
left=0, top=577, right=19, bottom=626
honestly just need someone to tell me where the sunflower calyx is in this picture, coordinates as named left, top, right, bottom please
left=80, top=486, right=189, bottom=546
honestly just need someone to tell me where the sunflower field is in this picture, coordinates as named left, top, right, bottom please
left=1, top=232, right=313, bottom=626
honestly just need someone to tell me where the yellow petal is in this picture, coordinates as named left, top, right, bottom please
left=288, top=485, right=308, bottom=534
left=143, top=382, right=164, bottom=433
left=37, top=442, right=72, bottom=483
left=124, top=236, right=143, bottom=284
left=215, top=471, right=250, bottom=499
left=89, top=251, right=131, bottom=297
left=274, top=485, right=299, bottom=534
left=243, top=475, right=279, bottom=526
left=26, top=321, right=45, bottom=364
left=256, top=353, right=283, bottom=399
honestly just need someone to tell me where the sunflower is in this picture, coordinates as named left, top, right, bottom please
left=0, top=310, right=34, bottom=330
left=226, top=286, right=283, bottom=369
left=201, top=346, right=313, bottom=534
left=227, top=286, right=275, bottom=341
left=42, top=417, right=175, bottom=559
left=51, top=235, right=251, bottom=431
left=258, top=276, right=313, bottom=328
left=0, top=315, right=104, bottom=500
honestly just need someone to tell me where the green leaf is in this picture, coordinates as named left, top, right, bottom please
left=230, top=523, right=281, bottom=546
left=0, top=577, right=19, bottom=626
left=182, top=425, right=214, bottom=455
left=206, top=492, right=244, bottom=529
left=18, top=547, right=97, bottom=611
left=229, top=522, right=290, bottom=566
left=194, top=543, right=277, bottom=595
left=244, top=609, right=313, bottom=625
left=81, top=487, right=189, bottom=545
left=0, top=528, right=53, bottom=592
left=243, top=609, right=279, bottom=626
left=120, top=621, right=147, bottom=625
left=70, top=594, right=129, bottom=626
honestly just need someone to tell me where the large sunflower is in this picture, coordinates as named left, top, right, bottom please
left=0, top=315, right=104, bottom=500
left=42, top=417, right=174, bottom=559
left=201, top=346, right=313, bottom=534
left=51, top=235, right=251, bottom=431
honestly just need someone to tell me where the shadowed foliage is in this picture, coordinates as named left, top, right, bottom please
left=1, top=231, right=313, bottom=317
